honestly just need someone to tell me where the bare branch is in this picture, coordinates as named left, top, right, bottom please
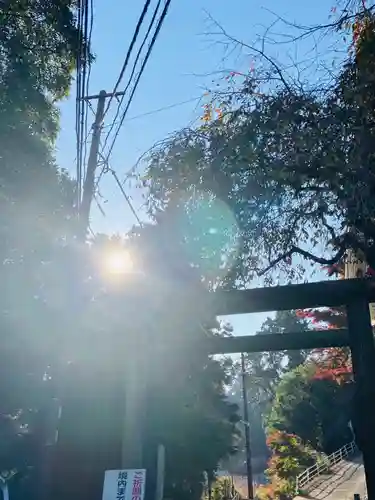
left=257, top=245, right=347, bottom=277
left=262, top=4, right=375, bottom=45
left=204, top=13, right=293, bottom=94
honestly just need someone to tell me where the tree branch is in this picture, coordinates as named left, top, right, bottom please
left=321, top=217, right=338, bottom=242
left=204, top=13, right=292, bottom=94
left=262, top=3, right=375, bottom=45
left=257, top=245, right=347, bottom=277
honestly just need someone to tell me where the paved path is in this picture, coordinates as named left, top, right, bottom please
left=296, top=455, right=366, bottom=500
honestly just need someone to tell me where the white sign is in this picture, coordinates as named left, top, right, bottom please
left=102, top=469, right=146, bottom=500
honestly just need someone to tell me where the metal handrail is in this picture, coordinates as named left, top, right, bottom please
left=295, top=440, right=357, bottom=494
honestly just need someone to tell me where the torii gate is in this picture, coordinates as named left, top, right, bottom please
left=207, top=278, right=375, bottom=500
left=42, top=278, right=375, bottom=500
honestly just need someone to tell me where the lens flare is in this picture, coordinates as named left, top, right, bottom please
left=102, top=249, right=134, bottom=275
left=174, top=190, right=240, bottom=281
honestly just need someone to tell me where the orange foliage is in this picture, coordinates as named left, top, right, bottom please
left=295, top=308, right=352, bottom=384
left=201, top=103, right=212, bottom=123
left=201, top=103, right=224, bottom=123
left=257, top=431, right=316, bottom=499
left=312, top=347, right=352, bottom=384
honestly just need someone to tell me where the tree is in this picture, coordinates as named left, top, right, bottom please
left=297, top=307, right=352, bottom=384
left=266, top=364, right=352, bottom=454
left=141, top=2, right=375, bottom=285
left=222, top=311, right=309, bottom=477
left=0, top=0, right=80, bottom=234
left=0, top=1, right=83, bottom=496
left=145, top=356, right=240, bottom=500
left=49, top=226, right=242, bottom=500
left=225, top=378, right=269, bottom=476
left=241, top=311, right=310, bottom=405
left=260, top=361, right=353, bottom=498
left=256, top=431, right=318, bottom=500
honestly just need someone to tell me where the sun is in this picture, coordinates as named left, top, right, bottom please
left=103, top=249, right=134, bottom=275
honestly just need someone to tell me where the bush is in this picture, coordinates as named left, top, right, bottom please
left=255, top=430, right=319, bottom=499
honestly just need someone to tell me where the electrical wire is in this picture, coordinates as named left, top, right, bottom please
left=104, top=0, right=173, bottom=164
left=80, top=0, right=89, bottom=168
left=103, top=0, right=153, bottom=118
left=95, top=92, right=198, bottom=193
left=75, top=0, right=84, bottom=209
left=83, top=0, right=94, bottom=178
left=75, top=0, right=94, bottom=213
left=103, top=95, right=201, bottom=128
left=75, top=0, right=91, bottom=212
left=90, top=0, right=173, bottom=228
left=96, top=0, right=174, bottom=190
left=96, top=152, right=143, bottom=226
left=111, top=169, right=143, bottom=226
left=101, top=0, right=163, bottom=153
left=106, top=2, right=173, bottom=163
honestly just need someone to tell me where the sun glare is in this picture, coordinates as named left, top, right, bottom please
left=103, top=249, right=134, bottom=275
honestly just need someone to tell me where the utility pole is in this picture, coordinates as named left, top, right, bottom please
left=79, top=89, right=147, bottom=472
left=120, top=336, right=145, bottom=469
left=79, top=89, right=106, bottom=238
left=241, top=353, right=254, bottom=500
left=79, top=87, right=146, bottom=474
left=78, top=89, right=128, bottom=239
left=41, top=88, right=142, bottom=500
left=155, top=444, right=165, bottom=500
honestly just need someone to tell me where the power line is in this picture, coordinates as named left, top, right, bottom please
left=79, top=0, right=173, bottom=230
left=97, top=152, right=143, bottom=226
left=95, top=93, right=199, bottom=193
left=103, top=95, right=201, bottom=128
left=103, top=0, right=153, bottom=119
left=83, top=0, right=94, bottom=176
left=119, top=99, right=204, bottom=183
left=101, top=0, right=163, bottom=153
left=111, top=169, right=143, bottom=226
left=75, top=0, right=84, bottom=208
left=104, top=0, right=173, bottom=164
left=75, top=0, right=92, bottom=212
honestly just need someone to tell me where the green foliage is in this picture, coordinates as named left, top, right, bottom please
left=127, top=227, right=241, bottom=499
left=205, top=477, right=233, bottom=500
left=152, top=357, right=240, bottom=500
left=0, top=1, right=83, bottom=496
left=256, top=430, right=317, bottom=500
left=49, top=228, right=241, bottom=500
left=242, top=311, right=310, bottom=403
left=266, top=364, right=352, bottom=454
left=0, top=0, right=80, bottom=284
left=223, top=311, right=309, bottom=478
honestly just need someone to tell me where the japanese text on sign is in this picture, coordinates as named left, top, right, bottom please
left=102, top=469, right=146, bottom=500
left=131, top=470, right=144, bottom=500
left=117, top=471, right=128, bottom=500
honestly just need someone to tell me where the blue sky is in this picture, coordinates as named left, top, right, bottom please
left=56, top=0, right=339, bottom=336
